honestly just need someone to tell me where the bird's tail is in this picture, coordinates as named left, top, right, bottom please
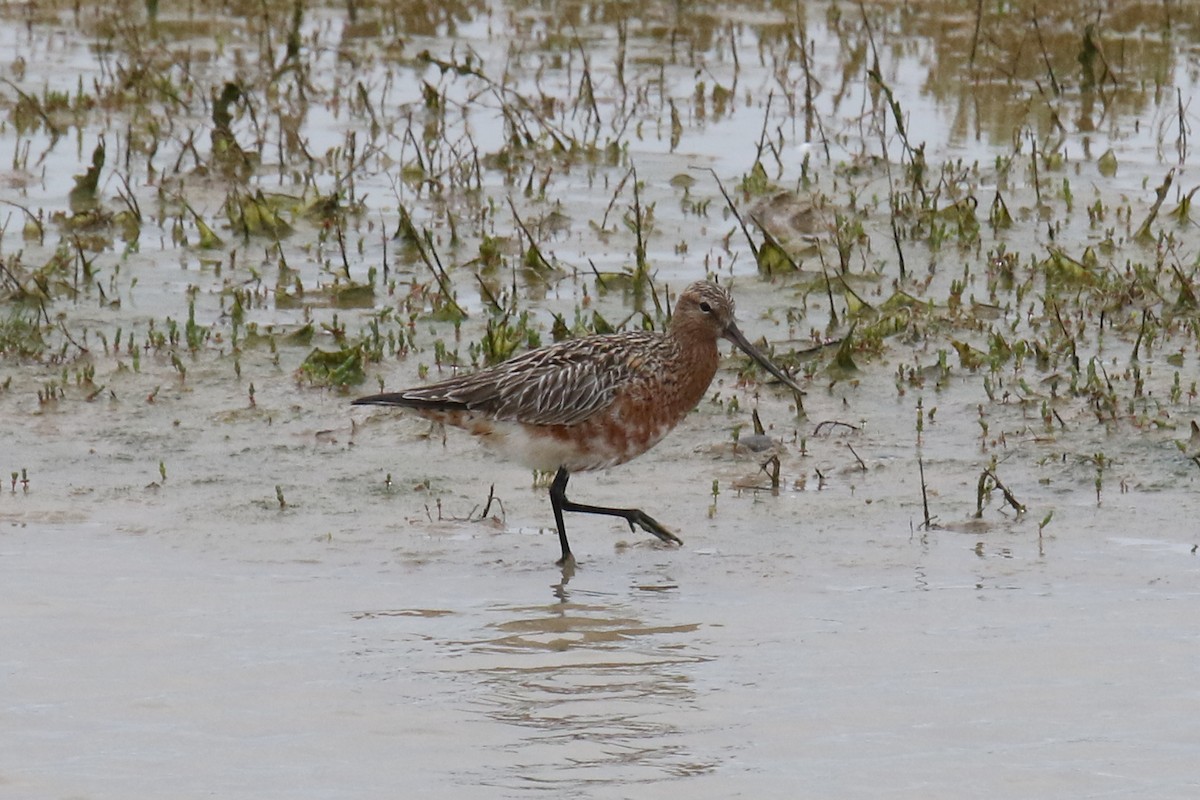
left=352, top=392, right=467, bottom=412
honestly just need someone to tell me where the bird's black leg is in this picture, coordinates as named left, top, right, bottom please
left=548, top=467, right=683, bottom=563
left=549, top=467, right=575, bottom=566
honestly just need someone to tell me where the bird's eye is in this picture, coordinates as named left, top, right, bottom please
left=698, top=301, right=712, bottom=313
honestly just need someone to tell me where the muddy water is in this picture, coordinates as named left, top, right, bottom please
left=3, top=0, right=1200, bottom=797
left=6, top=496, right=1198, bottom=798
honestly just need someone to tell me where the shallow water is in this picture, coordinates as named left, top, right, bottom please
left=6, top=499, right=1198, bottom=798
left=3, top=0, right=1200, bottom=796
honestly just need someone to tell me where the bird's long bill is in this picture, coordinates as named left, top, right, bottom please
left=723, top=324, right=806, bottom=395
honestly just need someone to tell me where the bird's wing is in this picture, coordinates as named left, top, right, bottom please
left=355, top=332, right=659, bottom=427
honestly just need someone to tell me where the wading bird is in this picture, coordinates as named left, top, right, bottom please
left=354, top=280, right=803, bottom=566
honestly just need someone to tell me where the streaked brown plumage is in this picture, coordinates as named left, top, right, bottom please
left=354, top=280, right=803, bottom=566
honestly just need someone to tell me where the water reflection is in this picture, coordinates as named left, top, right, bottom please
left=464, top=597, right=715, bottom=789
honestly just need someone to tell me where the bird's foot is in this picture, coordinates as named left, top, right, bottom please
left=555, top=553, right=578, bottom=579
left=627, top=512, right=683, bottom=546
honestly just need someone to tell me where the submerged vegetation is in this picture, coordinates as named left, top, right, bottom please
left=2, top=0, right=1200, bottom=531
